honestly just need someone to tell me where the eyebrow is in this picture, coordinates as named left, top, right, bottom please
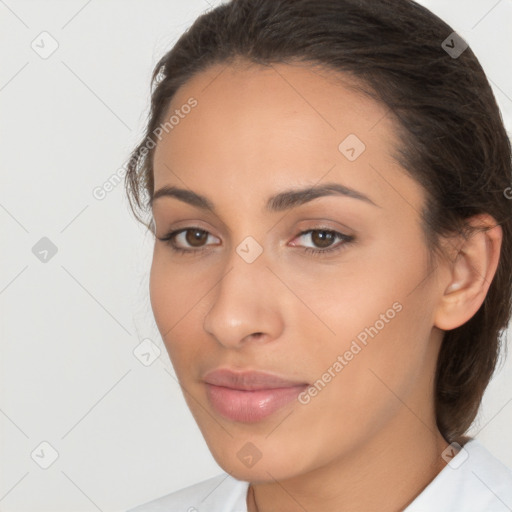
left=150, top=182, right=379, bottom=212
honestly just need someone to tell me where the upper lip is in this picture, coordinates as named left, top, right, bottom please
left=203, top=368, right=308, bottom=390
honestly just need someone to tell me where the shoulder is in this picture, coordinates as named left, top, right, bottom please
left=126, top=472, right=250, bottom=512
left=406, top=439, right=512, bottom=512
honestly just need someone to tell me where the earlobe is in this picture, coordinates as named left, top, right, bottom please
left=434, top=214, right=502, bottom=331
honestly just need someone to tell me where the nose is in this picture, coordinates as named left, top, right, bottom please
left=202, top=249, right=285, bottom=349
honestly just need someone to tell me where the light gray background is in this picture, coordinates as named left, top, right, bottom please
left=1, top=0, right=511, bottom=510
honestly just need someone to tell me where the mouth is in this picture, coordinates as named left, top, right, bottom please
left=203, top=368, right=309, bottom=423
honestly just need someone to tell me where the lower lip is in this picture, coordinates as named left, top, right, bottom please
left=205, top=383, right=308, bottom=423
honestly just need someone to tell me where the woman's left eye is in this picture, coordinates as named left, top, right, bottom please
left=157, top=227, right=354, bottom=256
left=291, top=229, right=354, bottom=256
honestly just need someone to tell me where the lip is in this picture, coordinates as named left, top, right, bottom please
left=203, top=368, right=308, bottom=390
left=203, top=368, right=309, bottom=423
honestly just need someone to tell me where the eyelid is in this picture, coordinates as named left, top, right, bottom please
left=155, top=219, right=217, bottom=237
left=294, top=218, right=355, bottom=236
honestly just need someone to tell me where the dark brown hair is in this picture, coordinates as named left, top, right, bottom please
left=125, top=0, right=512, bottom=445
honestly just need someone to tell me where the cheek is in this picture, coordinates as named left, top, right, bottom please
left=285, top=235, right=428, bottom=337
left=149, top=253, right=171, bottom=333
left=149, top=249, right=201, bottom=331
left=295, top=232, right=434, bottom=384
left=149, top=251, right=211, bottom=369
left=149, top=254, right=188, bottom=362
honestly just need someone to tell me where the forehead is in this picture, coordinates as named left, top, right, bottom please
left=151, top=60, right=419, bottom=215
left=155, top=60, right=395, bottom=152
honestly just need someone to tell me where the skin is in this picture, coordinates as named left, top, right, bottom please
left=149, top=59, right=502, bottom=512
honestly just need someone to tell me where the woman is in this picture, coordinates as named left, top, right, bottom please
left=125, top=0, right=512, bottom=510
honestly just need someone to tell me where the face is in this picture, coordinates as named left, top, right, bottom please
left=150, top=60, right=446, bottom=482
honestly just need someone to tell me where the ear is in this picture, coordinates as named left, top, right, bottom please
left=434, top=214, right=503, bottom=331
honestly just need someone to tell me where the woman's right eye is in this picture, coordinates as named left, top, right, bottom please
left=157, top=227, right=220, bottom=254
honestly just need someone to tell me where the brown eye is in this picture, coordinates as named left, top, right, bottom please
left=185, top=228, right=209, bottom=247
left=290, top=228, right=354, bottom=256
left=310, top=230, right=336, bottom=248
left=157, top=227, right=220, bottom=254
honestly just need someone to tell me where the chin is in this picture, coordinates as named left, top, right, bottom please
left=206, top=438, right=310, bottom=483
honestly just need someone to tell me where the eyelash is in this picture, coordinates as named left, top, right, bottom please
left=157, top=227, right=354, bottom=257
